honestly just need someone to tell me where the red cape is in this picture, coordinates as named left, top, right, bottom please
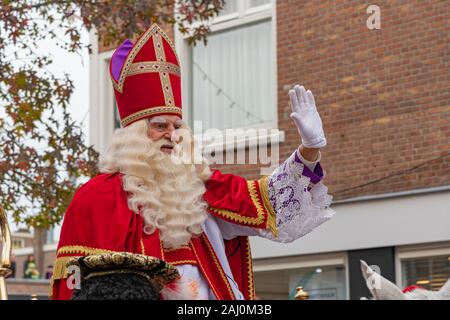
left=51, top=171, right=276, bottom=300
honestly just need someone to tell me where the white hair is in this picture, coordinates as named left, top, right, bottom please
left=99, top=119, right=212, bottom=249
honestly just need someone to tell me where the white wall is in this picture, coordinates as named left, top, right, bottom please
left=88, top=30, right=115, bottom=153
left=250, top=189, right=450, bottom=259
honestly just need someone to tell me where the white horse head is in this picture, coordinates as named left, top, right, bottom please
left=360, top=260, right=450, bottom=300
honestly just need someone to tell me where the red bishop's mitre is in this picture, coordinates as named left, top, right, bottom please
left=109, top=24, right=182, bottom=127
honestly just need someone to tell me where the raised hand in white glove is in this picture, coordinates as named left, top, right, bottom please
left=289, top=85, right=327, bottom=149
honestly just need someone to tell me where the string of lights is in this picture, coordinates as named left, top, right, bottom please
left=193, top=61, right=266, bottom=124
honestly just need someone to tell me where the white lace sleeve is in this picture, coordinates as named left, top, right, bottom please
left=257, top=149, right=335, bottom=243
left=213, top=149, right=335, bottom=242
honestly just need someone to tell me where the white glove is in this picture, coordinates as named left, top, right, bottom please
left=289, top=84, right=327, bottom=148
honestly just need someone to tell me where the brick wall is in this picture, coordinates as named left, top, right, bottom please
left=274, top=0, right=449, bottom=200
left=201, top=0, right=449, bottom=201
left=98, top=1, right=449, bottom=201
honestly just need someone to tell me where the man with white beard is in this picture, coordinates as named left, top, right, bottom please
left=51, top=24, right=335, bottom=300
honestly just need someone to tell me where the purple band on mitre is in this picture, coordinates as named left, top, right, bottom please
left=294, top=151, right=324, bottom=184
left=111, top=39, right=134, bottom=81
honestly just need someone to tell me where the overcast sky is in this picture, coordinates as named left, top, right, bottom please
left=44, top=27, right=90, bottom=239
left=9, top=26, right=90, bottom=236
left=45, top=28, right=91, bottom=141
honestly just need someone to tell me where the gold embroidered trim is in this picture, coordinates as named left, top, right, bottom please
left=140, top=239, right=146, bottom=255
left=160, top=240, right=166, bottom=261
left=163, top=245, right=191, bottom=252
left=120, top=106, right=182, bottom=127
left=258, top=176, right=278, bottom=237
left=49, top=255, right=81, bottom=297
left=52, top=255, right=82, bottom=281
left=48, top=277, right=54, bottom=298
left=207, top=180, right=267, bottom=227
left=201, top=234, right=235, bottom=300
left=57, top=245, right=115, bottom=256
left=244, top=238, right=256, bottom=300
left=111, top=23, right=180, bottom=94
left=85, top=269, right=153, bottom=282
left=168, top=260, right=198, bottom=266
left=153, top=32, right=175, bottom=107
left=246, top=180, right=266, bottom=223
left=51, top=245, right=118, bottom=285
left=190, top=240, right=221, bottom=300
left=128, top=62, right=180, bottom=77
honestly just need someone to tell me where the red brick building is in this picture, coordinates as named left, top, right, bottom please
left=85, top=0, right=449, bottom=299
left=5, top=230, right=54, bottom=299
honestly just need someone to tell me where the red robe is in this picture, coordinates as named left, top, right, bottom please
left=51, top=170, right=277, bottom=300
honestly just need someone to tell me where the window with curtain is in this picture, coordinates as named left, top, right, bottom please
left=191, top=1, right=274, bottom=131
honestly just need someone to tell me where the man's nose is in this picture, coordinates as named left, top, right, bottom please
left=163, top=126, right=179, bottom=143
left=170, top=130, right=181, bottom=144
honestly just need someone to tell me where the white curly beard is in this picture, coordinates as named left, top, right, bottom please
left=99, top=119, right=212, bottom=250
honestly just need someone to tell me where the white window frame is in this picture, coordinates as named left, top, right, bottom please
left=211, top=1, right=273, bottom=31
left=253, top=251, right=350, bottom=300
left=395, top=241, right=450, bottom=288
left=174, top=0, right=282, bottom=152
left=89, top=29, right=116, bottom=153
left=90, top=1, right=282, bottom=154
left=11, top=239, right=25, bottom=249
